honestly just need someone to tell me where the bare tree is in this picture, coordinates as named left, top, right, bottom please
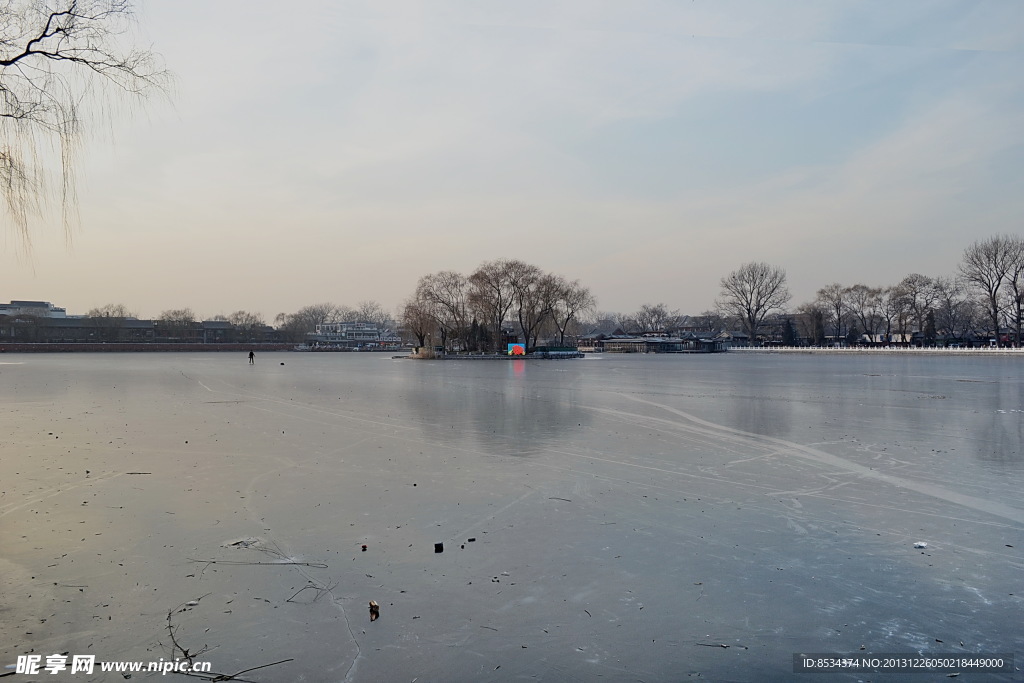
left=960, top=300, right=986, bottom=343
left=294, top=303, right=338, bottom=330
left=274, top=303, right=338, bottom=341
left=617, top=314, right=640, bottom=335
left=876, top=286, right=909, bottom=344
left=159, top=308, right=195, bottom=323
left=274, top=312, right=303, bottom=343
left=632, top=303, right=678, bottom=335
left=844, top=284, right=884, bottom=343
left=158, top=307, right=195, bottom=341
left=87, top=301, right=133, bottom=341
left=1000, top=236, right=1024, bottom=347
left=550, top=278, right=595, bottom=346
left=691, top=310, right=727, bottom=336
left=468, top=259, right=531, bottom=352
left=959, top=235, right=1015, bottom=346
left=717, top=262, right=791, bottom=343
left=512, top=267, right=559, bottom=353
left=815, top=283, right=848, bottom=343
left=1, top=0, right=170, bottom=240
left=400, top=297, right=435, bottom=348
left=350, top=300, right=391, bottom=329
left=896, top=273, right=937, bottom=343
left=795, top=301, right=826, bottom=345
left=931, top=277, right=966, bottom=342
left=416, top=271, right=469, bottom=352
left=227, top=310, right=264, bottom=327
left=228, top=310, right=265, bottom=340
left=583, top=311, right=625, bottom=336
left=332, top=305, right=356, bottom=322
left=87, top=302, right=134, bottom=319
left=887, top=280, right=921, bottom=343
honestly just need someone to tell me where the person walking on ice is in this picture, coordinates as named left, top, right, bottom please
left=248, top=350, right=255, bottom=364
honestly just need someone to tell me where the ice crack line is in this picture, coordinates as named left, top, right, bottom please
left=612, top=394, right=1024, bottom=527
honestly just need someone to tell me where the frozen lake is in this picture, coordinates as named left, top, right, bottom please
left=1, top=352, right=1021, bottom=681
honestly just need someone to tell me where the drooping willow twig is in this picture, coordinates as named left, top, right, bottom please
left=165, top=598, right=213, bottom=666
left=188, top=559, right=328, bottom=568
left=156, top=658, right=295, bottom=682
left=188, top=557, right=329, bottom=580
left=285, top=579, right=338, bottom=604
left=163, top=594, right=294, bottom=681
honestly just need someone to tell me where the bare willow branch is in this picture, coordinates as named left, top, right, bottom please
left=0, top=0, right=171, bottom=244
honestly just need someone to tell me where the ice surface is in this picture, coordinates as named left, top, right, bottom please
left=1, top=352, right=1021, bottom=681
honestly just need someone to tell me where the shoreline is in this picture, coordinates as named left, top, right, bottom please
left=0, top=343, right=295, bottom=353
left=403, top=351, right=585, bottom=360
left=3, top=343, right=1021, bottom=357
left=731, top=346, right=1024, bottom=356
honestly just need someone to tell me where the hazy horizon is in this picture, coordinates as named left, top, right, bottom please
left=2, top=1, right=1022, bottom=322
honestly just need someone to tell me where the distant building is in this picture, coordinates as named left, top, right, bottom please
left=199, top=320, right=234, bottom=344
left=717, top=330, right=748, bottom=347
left=0, top=300, right=67, bottom=318
left=0, top=314, right=276, bottom=345
left=312, top=322, right=400, bottom=348
left=600, top=334, right=726, bottom=353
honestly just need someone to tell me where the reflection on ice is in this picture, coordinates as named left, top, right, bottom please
left=400, top=362, right=591, bottom=456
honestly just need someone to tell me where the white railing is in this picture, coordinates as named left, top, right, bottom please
left=730, top=345, right=1023, bottom=355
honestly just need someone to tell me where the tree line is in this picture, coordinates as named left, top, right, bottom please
left=75, top=301, right=398, bottom=344
left=273, top=301, right=394, bottom=343
left=18, top=233, right=1021, bottom=349
left=713, top=234, right=1024, bottom=347
left=400, top=259, right=595, bottom=354
left=86, top=304, right=270, bottom=338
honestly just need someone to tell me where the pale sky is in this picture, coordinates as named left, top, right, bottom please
left=2, top=0, right=1022, bottom=322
